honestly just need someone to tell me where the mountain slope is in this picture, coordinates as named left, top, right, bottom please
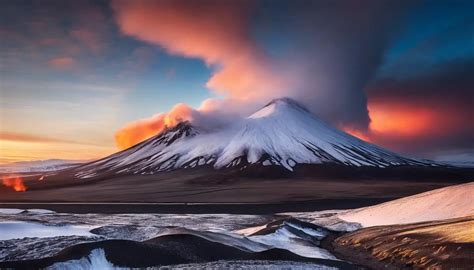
left=75, top=98, right=431, bottom=179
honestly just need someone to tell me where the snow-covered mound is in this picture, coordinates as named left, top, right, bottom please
left=75, top=98, right=431, bottom=178
left=339, top=182, right=474, bottom=227
left=0, top=159, right=84, bottom=173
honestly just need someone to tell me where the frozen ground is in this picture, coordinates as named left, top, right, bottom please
left=0, top=221, right=94, bottom=240
left=0, top=208, right=345, bottom=264
left=1, top=183, right=472, bottom=269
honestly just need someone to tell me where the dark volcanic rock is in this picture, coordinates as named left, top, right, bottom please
left=0, top=234, right=360, bottom=269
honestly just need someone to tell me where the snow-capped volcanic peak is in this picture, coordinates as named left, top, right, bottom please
left=248, top=98, right=309, bottom=119
left=76, top=98, right=430, bottom=178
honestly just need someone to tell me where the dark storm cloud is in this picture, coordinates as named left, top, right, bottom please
left=367, top=58, right=474, bottom=107
left=258, top=0, right=416, bottom=129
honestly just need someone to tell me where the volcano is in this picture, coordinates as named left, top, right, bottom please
left=2, top=98, right=472, bottom=204
left=74, top=98, right=431, bottom=179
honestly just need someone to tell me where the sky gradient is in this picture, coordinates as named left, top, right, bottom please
left=1, top=0, right=473, bottom=163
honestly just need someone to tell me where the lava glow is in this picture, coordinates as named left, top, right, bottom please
left=343, top=127, right=371, bottom=142
left=2, top=175, right=27, bottom=192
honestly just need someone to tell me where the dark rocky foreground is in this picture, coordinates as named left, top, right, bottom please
left=332, top=216, right=474, bottom=269
left=0, top=234, right=360, bottom=269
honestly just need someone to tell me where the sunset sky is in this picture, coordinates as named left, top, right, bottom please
left=1, top=0, right=473, bottom=164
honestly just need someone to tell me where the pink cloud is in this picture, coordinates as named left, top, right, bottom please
left=47, top=57, right=76, bottom=69
left=112, top=0, right=286, bottom=101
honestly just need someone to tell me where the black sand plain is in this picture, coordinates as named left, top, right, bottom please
left=1, top=165, right=472, bottom=213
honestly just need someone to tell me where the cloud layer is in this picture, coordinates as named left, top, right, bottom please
left=111, top=0, right=409, bottom=149
left=111, top=0, right=286, bottom=148
left=111, top=0, right=473, bottom=159
left=360, top=58, right=474, bottom=156
left=112, top=0, right=285, bottom=100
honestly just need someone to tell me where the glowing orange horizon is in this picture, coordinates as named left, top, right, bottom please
left=0, top=139, right=114, bottom=165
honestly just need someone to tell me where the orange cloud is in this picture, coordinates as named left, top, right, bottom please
left=111, top=0, right=289, bottom=149
left=0, top=131, right=77, bottom=144
left=368, top=102, right=435, bottom=137
left=342, top=98, right=473, bottom=155
left=114, top=98, right=252, bottom=150
left=112, top=0, right=285, bottom=100
left=48, top=57, right=76, bottom=69
left=2, top=175, right=27, bottom=192
left=115, top=103, right=196, bottom=149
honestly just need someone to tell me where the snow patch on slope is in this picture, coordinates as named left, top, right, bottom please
left=339, top=182, right=474, bottom=227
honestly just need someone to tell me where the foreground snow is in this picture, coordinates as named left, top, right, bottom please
left=0, top=221, right=95, bottom=240
left=0, top=211, right=337, bottom=262
left=339, top=182, right=474, bottom=227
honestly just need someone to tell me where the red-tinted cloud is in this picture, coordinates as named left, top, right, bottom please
left=361, top=58, right=474, bottom=156
left=47, top=57, right=76, bottom=69
left=344, top=76, right=473, bottom=156
left=112, top=0, right=285, bottom=100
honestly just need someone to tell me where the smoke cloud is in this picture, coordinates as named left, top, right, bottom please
left=115, top=98, right=251, bottom=149
left=276, top=1, right=413, bottom=129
